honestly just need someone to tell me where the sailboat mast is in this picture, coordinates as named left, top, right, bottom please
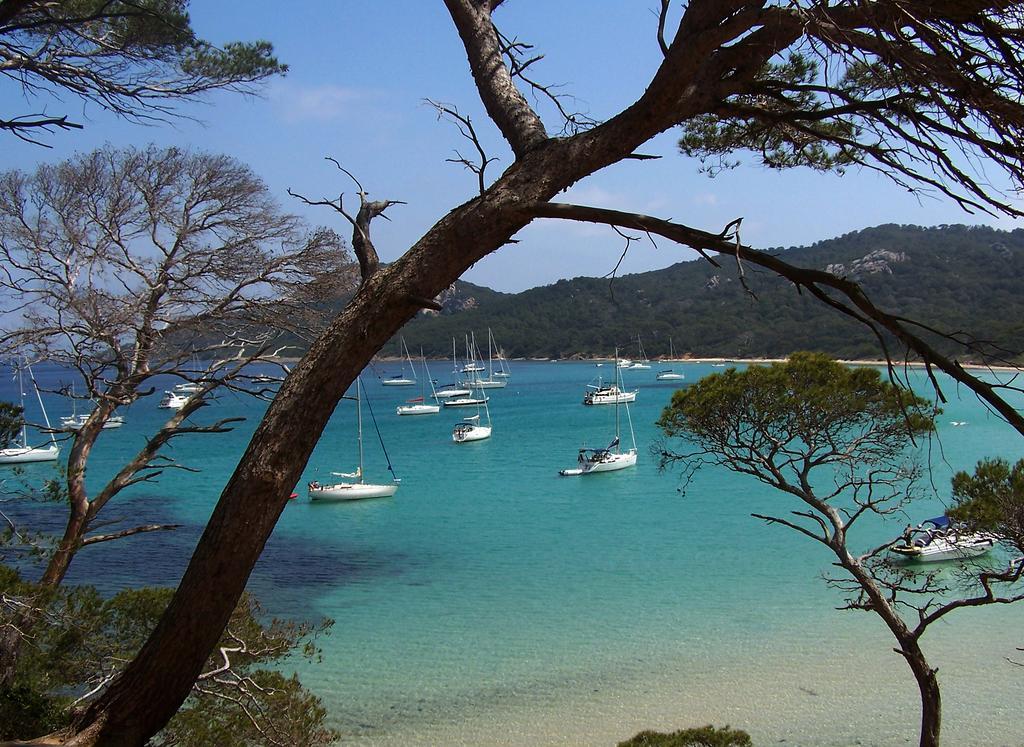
left=356, top=377, right=365, bottom=484
left=17, top=364, right=27, bottom=448
left=27, top=363, right=55, bottom=443
left=614, top=348, right=621, bottom=451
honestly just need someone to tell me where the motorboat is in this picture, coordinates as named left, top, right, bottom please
left=583, top=382, right=637, bottom=405
left=0, top=361, right=60, bottom=465
left=310, top=377, right=400, bottom=501
left=158, top=390, right=190, bottom=409
left=889, top=516, right=998, bottom=562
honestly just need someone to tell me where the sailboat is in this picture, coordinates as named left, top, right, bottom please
left=626, top=334, right=651, bottom=369
left=492, top=330, right=511, bottom=378
left=60, top=384, right=125, bottom=430
left=561, top=351, right=637, bottom=475
left=1, top=361, right=60, bottom=464
left=466, top=330, right=507, bottom=389
left=380, top=337, right=417, bottom=386
left=452, top=397, right=492, bottom=443
left=309, top=377, right=400, bottom=501
left=656, top=337, right=686, bottom=381
left=396, top=352, right=441, bottom=415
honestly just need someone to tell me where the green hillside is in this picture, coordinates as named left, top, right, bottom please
left=377, top=224, right=1024, bottom=362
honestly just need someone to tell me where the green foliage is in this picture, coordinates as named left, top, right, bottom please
left=0, top=401, right=23, bottom=449
left=678, top=53, right=859, bottom=176
left=657, top=352, right=933, bottom=467
left=949, top=458, right=1024, bottom=550
left=0, top=568, right=337, bottom=744
left=618, top=725, right=752, bottom=747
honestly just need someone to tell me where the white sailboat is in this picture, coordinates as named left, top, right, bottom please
left=452, top=397, right=492, bottom=443
left=1, top=362, right=60, bottom=464
left=309, top=377, right=400, bottom=501
left=626, top=334, right=651, bottom=369
left=61, top=385, right=125, bottom=430
left=656, top=337, right=686, bottom=381
left=492, top=330, right=511, bottom=378
left=561, top=351, right=637, bottom=475
left=61, top=411, right=125, bottom=431
left=466, top=329, right=507, bottom=389
left=380, top=337, right=417, bottom=387
left=396, top=353, right=441, bottom=415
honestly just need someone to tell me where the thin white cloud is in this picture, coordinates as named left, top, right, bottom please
left=269, top=82, right=365, bottom=123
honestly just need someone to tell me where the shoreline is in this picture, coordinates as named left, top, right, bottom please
left=346, top=354, right=1022, bottom=373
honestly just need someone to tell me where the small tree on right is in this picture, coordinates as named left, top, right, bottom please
left=657, top=352, right=1024, bottom=747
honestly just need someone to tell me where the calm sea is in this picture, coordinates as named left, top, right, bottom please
left=4, top=360, right=1024, bottom=746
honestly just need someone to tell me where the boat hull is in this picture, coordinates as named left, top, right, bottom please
left=396, top=404, right=440, bottom=415
left=583, top=390, right=637, bottom=405
left=656, top=372, right=685, bottom=381
left=0, top=445, right=60, bottom=464
left=308, top=482, right=398, bottom=501
left=381, top=378, right=415, bottom=386
left=890, top=535, right=996, bottom=562
left=465, top=379, right=507, bottom=389
left=443, top=397, right=489, bottom=407
left=453, top=425, right=491, bottom=443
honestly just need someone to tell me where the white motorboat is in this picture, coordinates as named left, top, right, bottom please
left=158, top=389, right=190, bottom=409
left=397, top=354, right=441, bottom=416
left=452, top=399, right=492, bottom=443
left=380, top=337, right=417, bottom=386
left=0, top=361, right=60, bottom=465
left=583, top=382, right=637, bottom=405
left=562, top=350, right=637, bottom=475
left=310, top=377, right=400, bottom=502
left=889, top=516, right=998, bottom=562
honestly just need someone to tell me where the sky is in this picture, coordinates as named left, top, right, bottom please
left=2, top=1, right=1020, bottom=293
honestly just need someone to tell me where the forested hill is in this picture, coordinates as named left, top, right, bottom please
left=379, top=223, right=1024, bottom=362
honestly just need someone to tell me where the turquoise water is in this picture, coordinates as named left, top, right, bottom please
left=4, top=361, right=1024, bottom=746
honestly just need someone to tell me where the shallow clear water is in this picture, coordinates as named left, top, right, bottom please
left=4, top=360, right=1024, bottom=746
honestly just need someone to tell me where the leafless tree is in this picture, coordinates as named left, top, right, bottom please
left=0, top=0, right=286, bottom=145
left=0, top=143, right=353, bottom=686
left=24, top=2, right=1024, bottom=744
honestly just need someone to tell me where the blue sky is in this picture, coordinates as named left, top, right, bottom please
left=2, top=1, right=1019, bottom=292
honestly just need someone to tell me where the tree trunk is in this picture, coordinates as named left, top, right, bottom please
left=904, top=641, right=942, bottom=747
